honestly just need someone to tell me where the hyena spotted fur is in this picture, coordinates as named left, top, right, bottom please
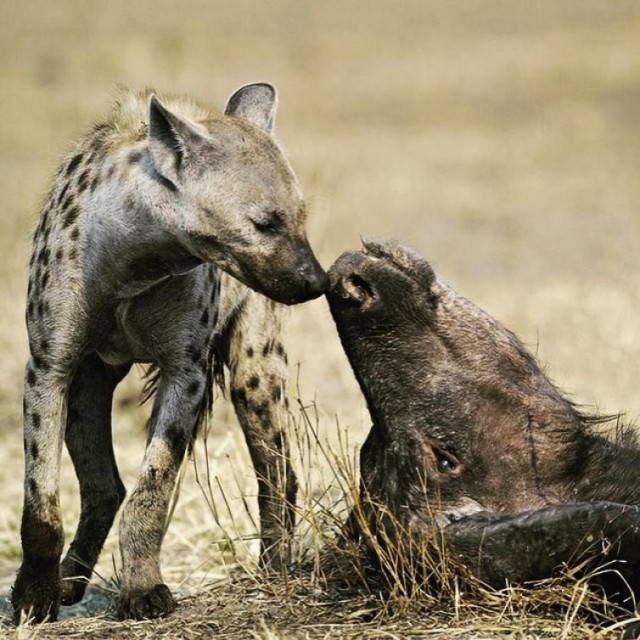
left=12, top=83, right=327, bottom=623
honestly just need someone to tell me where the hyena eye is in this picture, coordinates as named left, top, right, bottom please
left=250, top=210, right=284, bottom=233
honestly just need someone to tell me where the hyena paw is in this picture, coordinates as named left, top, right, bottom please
left=117, top=584, right=176, bottom=620
left=11, top=564, right=61, bottom=624
left=59, top=557, right=91, bottom=606
left=59, top=575, right=89, bottom=606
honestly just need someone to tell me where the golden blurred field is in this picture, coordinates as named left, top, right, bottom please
left=1, top=0, right=640, bottom=637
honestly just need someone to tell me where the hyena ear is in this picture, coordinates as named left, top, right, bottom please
left=147, top=95, right=204, bottom=187
left=224, top=83, right=277, bottom=133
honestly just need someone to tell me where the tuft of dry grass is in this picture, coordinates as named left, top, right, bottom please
left=4, top=399, right=639, bottom=639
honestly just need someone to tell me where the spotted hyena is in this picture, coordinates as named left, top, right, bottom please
left=12, top=83, right=328, bottom=623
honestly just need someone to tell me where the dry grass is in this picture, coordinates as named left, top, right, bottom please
left=3, top=404, right=640, bottom=638
left=1, top=0, right=640, bottom=637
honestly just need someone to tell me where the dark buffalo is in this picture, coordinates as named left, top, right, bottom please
left=326, top=239, right=640, bottom=612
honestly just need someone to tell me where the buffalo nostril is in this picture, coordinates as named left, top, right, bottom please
left=339, top=274, right=374, bottom=307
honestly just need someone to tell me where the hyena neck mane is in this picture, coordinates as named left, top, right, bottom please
left=101, top=88, right=211, bottom=151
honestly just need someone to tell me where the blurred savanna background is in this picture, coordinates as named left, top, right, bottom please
left=1, top=0, right=640, bottom=637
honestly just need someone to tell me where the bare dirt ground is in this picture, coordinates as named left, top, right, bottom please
left=1, top=0, right=640, bottom=637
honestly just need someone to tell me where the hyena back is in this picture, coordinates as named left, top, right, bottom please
left=12, top=83, right=327, bottom=623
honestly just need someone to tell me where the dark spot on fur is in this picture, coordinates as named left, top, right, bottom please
left=128, top=150, right=142, bottom=164
left=271, top=385, right=282, bottom=402
left=27, top=300, right=34, bottom=318
left=64, top=206, right=80, bottom=229
left=187, top=344, right=201, bottom=364
left=69, top=247, right=78, bottom=261
left=254, top=401, right=270, bottom=419
left=30, top=441, right=39, bottom=461
left=274, top=431, right=283, bottom=451
left=262, top=342, right=272, bottom=357
left=55, top=248, right=64, bottom=262
left=32, top=412, right=41, bottom=430
left=28, top=478, right=38, bottom=498
left=41, top=272, right=50, bottom=289
left=187, top=381, right=200, bottom=397
left=231, top=386, right=247, bottom=406
left=76, top=169, right=91, bottom=193
left=27, top=368, right=37, bottom=386
left=200, top=308, right=210, bottom=325
left=275, top=343, right=285, bottom=357
left=247, top=375, right=260, bottom=390
left=91, top=122, right=110, bottom=136
left=59, top=192, right=74, bottom=213
left=32, top=355, right=49, bottom=371
left=56, top=182, right=70, bottom=207
left=38, top=247, right=50, bottom=267
left=64, top=153, right=84, bottom=177
left=70, top=227, right=80, bottom=242
left=40, top=339, right=49, bottom=353
left=164, top=423, right=189, bottom=464
left=90, top=175, right=100, bottom=193
left=246, top=347, right=254, bottom=358
left=37, top=301, right=44, bottom=317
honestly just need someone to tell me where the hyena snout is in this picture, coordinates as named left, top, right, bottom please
left=261, top=240, right=328, bottom=305
left=297, top=257, right=329, bottom=299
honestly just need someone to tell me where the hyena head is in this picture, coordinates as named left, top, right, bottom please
left=147, top=83, right=328, bottom=304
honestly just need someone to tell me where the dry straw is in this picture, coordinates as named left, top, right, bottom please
left=6, top=386, right=640, bottom=638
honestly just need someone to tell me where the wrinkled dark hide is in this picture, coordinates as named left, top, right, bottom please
left=446, top=502, right=640, bottom=602
left=326, top=240, right=640, bottom=610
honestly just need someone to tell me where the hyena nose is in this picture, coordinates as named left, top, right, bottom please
left=302, top=265, right=329, bottom=299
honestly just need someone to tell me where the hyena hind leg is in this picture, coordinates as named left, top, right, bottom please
left=60, top=354, right=130, bottom=605
left=225, top=293, right=297, bottom=572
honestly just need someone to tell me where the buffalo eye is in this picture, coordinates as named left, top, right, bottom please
left=435, top=449, right=460, bottom=475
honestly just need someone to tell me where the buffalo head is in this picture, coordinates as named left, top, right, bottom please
left=327, top=240, right=640, bottom=608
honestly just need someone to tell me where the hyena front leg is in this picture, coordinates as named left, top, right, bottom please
left=12, top=361, right=68, bottom=623
left=60, top=354, right=131, bottom=606
left=226, top=293, right=297, bottom=572
left=117, top=371, right=207, bottom=619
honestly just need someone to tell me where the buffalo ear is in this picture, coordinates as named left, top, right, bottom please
left=147, top=94, right=205, bottom=187
left=224, top=82, right=277, bottom=133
